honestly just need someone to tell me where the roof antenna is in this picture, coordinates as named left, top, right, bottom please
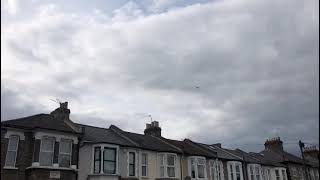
left=148, top=114, right=153, bottom=122
left=50, top=98, right=61, bottom=106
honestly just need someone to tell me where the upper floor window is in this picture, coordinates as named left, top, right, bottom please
left=59, top=139, right=72, bottom=167
left=210, top=160, right=224, bottom=180
left=248, top=164, right=262, bottom=180
left=159, top=153, right=177, bottom=178
left=5, top=135, right=19, bottom=167
left=39, top=136, right=55, bottom=166
left=128, top=152, right=136, bottom=176
left=93, top=145, right=118, bottom=174
left=189, top=156, right=207, bottom=179
left=141, top=153, right=148, bottom=177
left=227, top=161, right=243, bottom=180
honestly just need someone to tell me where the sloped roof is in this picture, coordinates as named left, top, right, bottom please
left=249, top=152, right=286, bottom=167
left=259, top=149, right=305, bottom=164
left=195, top=143, right=242, bottom=160
left=1, top=114, right=79, bottom=134
left=109, top=125, right=182, bottom=153
left=77, top=124, right=137, bottom=147
left=162, top=138, right=217, bottom=158
left=226, top=149, right=261, bottom=163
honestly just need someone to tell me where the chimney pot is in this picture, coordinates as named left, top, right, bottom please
left=144, top=121, right=161, bottom=137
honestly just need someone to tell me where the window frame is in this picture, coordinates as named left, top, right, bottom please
left=275, top=168, right=287, bottom=180
left=103, top=147, right=117, bottom=174
left=210, top=159, right=224, bottom=180
left=247, top=164, right=262, bottom=180
left=128, top=151, right=136, bottom=177
left=5, top=135, right=20, bottom=168
left=188, top=156, right=207, bottom=180
left=141, top=152, right=148, bottom=177
left=227, top=161, right=243, bottom=180
left=39, top=136, right=55, bottom=167
left=58, top=138, right=72, bottom=168
left=91, top=144, right=119, bottom=175
left=158, top=153, right=178, bottom=178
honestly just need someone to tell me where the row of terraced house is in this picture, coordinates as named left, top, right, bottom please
left=1, top=102, right=319, bottom=180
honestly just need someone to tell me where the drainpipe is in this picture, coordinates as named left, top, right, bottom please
left=181, top=152, right=184, bottom=180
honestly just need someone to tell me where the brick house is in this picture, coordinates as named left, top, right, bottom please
left=1, top=102, right=82, bottom=180
left=259, top=137, right=319, bottom=180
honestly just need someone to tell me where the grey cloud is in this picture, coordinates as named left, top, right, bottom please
left=1, top=0, right=318, bottom=155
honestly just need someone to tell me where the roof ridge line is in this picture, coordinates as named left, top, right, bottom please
left=184, top=139, right=217, bottom=157
left=154, top=137, right=183, bottom=153
left=109, top=125, right=140, bottom=147
left=212, top=145, right=243, bottom=160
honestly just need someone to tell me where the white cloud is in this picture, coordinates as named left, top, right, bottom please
left=1, top=0, right=319, bottom=154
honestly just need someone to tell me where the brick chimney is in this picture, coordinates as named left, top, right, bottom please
left=144, top=121, right=161, bottom=137
left=212, top=143, right=222, bottom=148
left=303, top=146, right=319, bottom=159
left=264, top=137, right=283, bottom=152
left=50, top=102, right=70, bottom=120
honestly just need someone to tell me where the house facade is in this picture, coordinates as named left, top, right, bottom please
left=1, top=102, right=82, bottom=180
left=1, top=104, right=319, bottom=180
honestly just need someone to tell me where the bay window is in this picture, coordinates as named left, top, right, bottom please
left=104, top=148, right=116, bottom=174
left=227, top=161, right=243, bottom=180
left=189, top=156, right=207, bottom=179
left=262, top=167, right=271, bottom=180
left=275, top=168, right=287, bottom=180
left=158, top=153, right=177, bottom=178
left=210, top=160, right=224, bottom=180
left=5, top=135, right=19, bottom=167
left=92, top=145, right=118, bottom=174
left=59, top=139, right=72, bottom=167
left=39, top=136, right=55, bottom=166
left=247, top=164, right=262, bottom=180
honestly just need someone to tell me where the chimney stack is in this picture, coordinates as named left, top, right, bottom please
left=303, top=146, right=319, bottom=159
left=50, top=102, right=70, bottom=120
left=144, top=121, right=161, bottom=137
left=264, top=137, right=283, bottom=152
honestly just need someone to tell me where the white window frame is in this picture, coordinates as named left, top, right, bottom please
left=4, top=135, right=20, bottom=168
left=247, top=164, right=262, bottom=180
left=158, top=153, right=177, bottom=178
left=39, top=136, right=55, bottom=167
left=188, top=156, right=207, bottom=180
left=127, top=150, right=138, bottom=177
left=91, top=144, right=119, bottom=175
left=141, top=152, right=148, bottom=177
left=210, top=159, right=224, bottom=180
left=262, top=167, right=272, bottom=180
left=58, top=138, right=72, bottom=168
left=227, top=161, right=243, bottom=180
left=274, top=168, right=287, bottom=180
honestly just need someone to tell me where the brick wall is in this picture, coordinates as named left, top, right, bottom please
left=1, top=129, right=35, bottom=180
left=26, top=168, right=76, bottom=180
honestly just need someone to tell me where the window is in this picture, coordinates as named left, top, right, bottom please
left=129, top=152, right=136, bottom=176
left=39, top=136, right=55, bottom=166
left=210, top=160, right=224, bottom=180
left=5, top=135, right=19, bottom=167
left=167, top=154, right=176, bottom=177
left=248, top=164, right=262, bottom=180
left=104, top=148, right=116, bottom=174
left=158, top=153, right=177, bottom=178
left=275, top=169, right=281, bottom=180
left=59, top=139, right=72, bottom=167
left=282, top=169, right=287, bottom=180
left=94, top=147, right=101, bottom=173
left=141, top=153, right=148, bottom=177
left=189, top=156, right=207, bottom=179
left=93, top=145, right=118, bottom=174
left=227, top=161, right=243, bottom=180
left=262, top=168, right=271, bottom=180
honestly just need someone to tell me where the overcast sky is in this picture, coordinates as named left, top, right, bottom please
left=1, top=0, right=319, bottom=155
